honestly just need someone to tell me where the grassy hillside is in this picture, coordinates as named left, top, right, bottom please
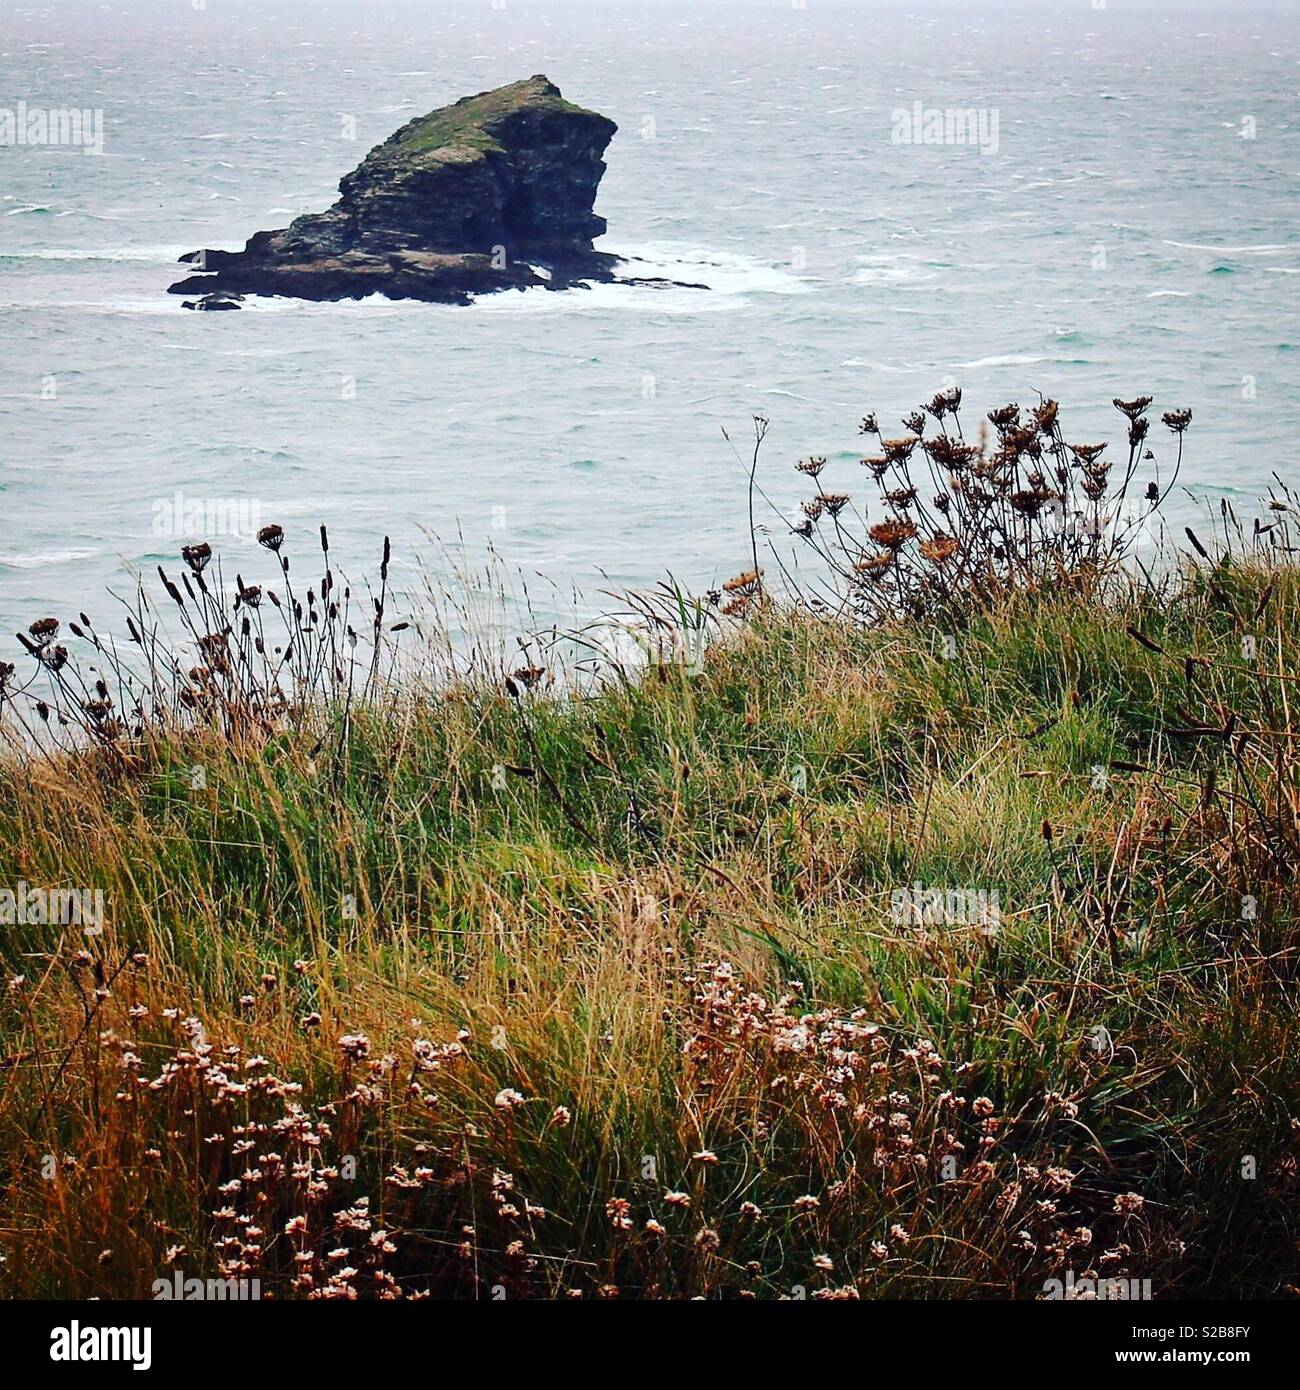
left=1, top=552, right=1297, bottom=1298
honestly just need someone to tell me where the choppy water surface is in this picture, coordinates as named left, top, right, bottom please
left=1, top=0, right=1297, bottom=640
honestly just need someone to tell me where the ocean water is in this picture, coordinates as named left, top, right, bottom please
left=1, top=0, right=1297, bottom=642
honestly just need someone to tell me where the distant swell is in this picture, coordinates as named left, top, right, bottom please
left=0, top=246, right=191, bottom=262
left=1163, top=240, right=1293, bottom=256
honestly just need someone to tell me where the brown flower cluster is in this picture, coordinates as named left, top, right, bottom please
left=778, top=392, right=1191, bottom=625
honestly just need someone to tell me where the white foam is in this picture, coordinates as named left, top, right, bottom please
left=1163, top=240, right=1293, bottom=255
left=842, top=358, right=924, bottom=373
left=604, top=242, right=811, bottom=296
left=0, top=547, right=100, bottom=570
left=952, top=354, right=1044, bottom=369
left=851, top=252, right=937, bottom=287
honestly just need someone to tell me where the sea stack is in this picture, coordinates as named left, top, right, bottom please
left=169, top=76, right=620, bottom=305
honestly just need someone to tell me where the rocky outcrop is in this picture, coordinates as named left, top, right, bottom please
left=169, top=76, right=636, bottom=305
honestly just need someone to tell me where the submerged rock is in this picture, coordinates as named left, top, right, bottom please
left=170, top=76, right=636, bottom=305
left=182, top=293, right=241, bottom=311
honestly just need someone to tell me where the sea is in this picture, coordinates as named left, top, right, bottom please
left=1, top=0, right=1297, bottom=645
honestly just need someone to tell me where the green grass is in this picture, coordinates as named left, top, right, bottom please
left=1, top=564, right=1297, bottom=1299
left=379, top=76, right=598, bottom=160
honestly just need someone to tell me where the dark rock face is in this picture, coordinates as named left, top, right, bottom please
left=170, top=76, right=623, bottom=304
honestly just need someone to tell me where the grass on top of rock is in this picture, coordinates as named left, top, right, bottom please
left=384, top=76, right=599, bottom=161
left=1, top=525, right=1298, bottom=1297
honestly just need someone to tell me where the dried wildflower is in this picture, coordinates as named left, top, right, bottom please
left=817, top=492, right=850, bottom=517
left=853, top=551, right=895, bottom=580
left=928, top=386, right=961, bottom=417
left=919, top=535, right=959, bottom=564
left=795, top=456, right=826, bottom=478
left=257, top=524, right=285, bottom=551
left=694, top=1228, right=720, bottom=1253
left=1161, top=408, right=1192, bottom=434
left=606, top=1198, right=633, bottom=1230
left=812, top=1254, right=834, bottom=1272
left=722, top=570, right=762, bottom=598
left=494, top=1088, right=526, bottom=1111
left=1044, top=1167, right=1075, bottom=1193
left=550, top=1105, right=572, bottom=1128
left=663, top=1190, right=691, bottom=1208
left=198, top=632, right=230, bottom=670
left=923, top=439, right=978, bottom=472
left=1113, top=395, right=1152, bottom=421
left=1044, top=1090, right=1079, bottom=1120
left=182, top=542, right=212, bottom=574
left=881, top=437, right=917, bottom=463
left=868, top=519, right=917, bottom=551
left=1010, top=489, right=1052, bottom=518
left=1114, top=1191, right=1145, bottom=1216
left=28, top=617, right=59, bottom=642
left=884, top=486, right=917, bottom=509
